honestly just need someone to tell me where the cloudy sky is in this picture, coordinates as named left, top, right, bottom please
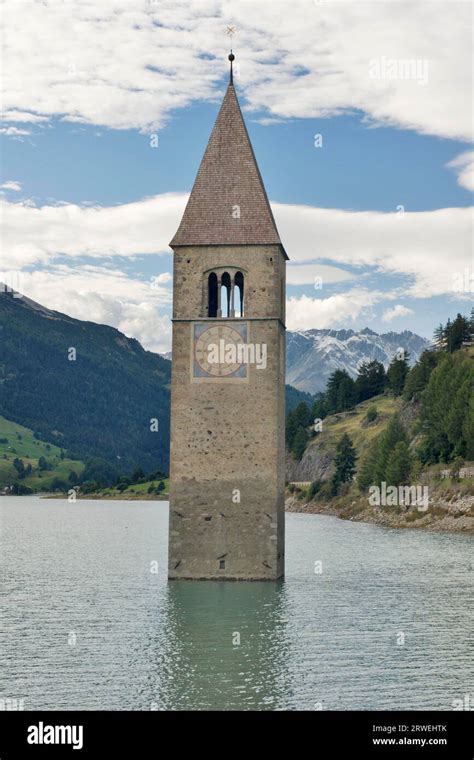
left=1, top=0, right=472, bottom=352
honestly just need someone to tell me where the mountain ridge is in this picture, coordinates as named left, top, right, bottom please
left=286, top=327, right=430, bottom=394
left=0, top=288, right=430, bottom=471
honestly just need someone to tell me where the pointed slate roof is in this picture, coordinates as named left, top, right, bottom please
left=170, top=83, right=287, bottom=257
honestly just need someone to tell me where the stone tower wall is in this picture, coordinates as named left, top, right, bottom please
left=168, top=243, right=286, bottom=580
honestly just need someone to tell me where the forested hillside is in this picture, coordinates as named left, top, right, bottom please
left=0, top=415, right=85, bottom=493
left=286, top=311, right=474, bottom=523
left=0, top=290, right=171, bottom=475
left=0, top=288, right=315, bottom=492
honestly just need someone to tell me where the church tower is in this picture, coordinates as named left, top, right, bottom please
left=168, top=54, right=287, bottom=580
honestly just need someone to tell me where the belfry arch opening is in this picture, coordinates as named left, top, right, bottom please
left=208, top=272, right=218, bottom=318
left=221, top=272, right=231, bottom=318
left=234, top=271, right=244, bottom=317
left=206, top=270, right=245, bottom=318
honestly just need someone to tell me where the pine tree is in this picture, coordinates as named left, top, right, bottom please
left=311, top=396, right=327, bottom=422
left=336, top=374, right=357, bottom=411
left=292, top=426, right=308, bottom=460
left=326, top=370, right=356, bottom=413
left=420, top=351, right=473, bottom=463
left=285, top=408, right=298, bottom=449
left=463, top=392, right=474, bottom=459
left=286, top=402, right=313, bottom=451
left=357, top=438, right=379, bottom=490
left=373, top=415, right=408, bottom=482
left=333, top=433, right=357, bottom=483
left=447, top=313, right=471, bottom=352
left=294, top=401, right=312, bottom=428
left=13, top=457, right=25, bottom=479
left=445, top=377, right=472, bottom=458
left=386, top=352, right=410, bottom=396
left=355, top=360, right=386, bottom=402
left=403, top=350, right=439, bottom=401
left=385, top=440, right=412, bottom=486
left=444, top=318, right=453, bottom=352
left=433, top=323, right=446, bottom=350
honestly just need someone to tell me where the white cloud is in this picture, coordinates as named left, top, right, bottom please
left=446, top=151, right=474, bottom=192
left=2, top=0, right=223, bottom=133
left=1, top=111, right=49, bottom=123
left=0, top=193, right=186, bottom=268
left=382, top=304, right=414, bottom=322
left=273, top=201, right=473, bottom=299
left=16, top=267, right=172, bottom=354
left=286, top=263, right=354, bottom=286
left=0, top=180, right=22, bottom=192
left=286, top=289, right=386, bottom=331
left=2, top=193, right=472, bottom=303
left=151, top=272, right=172, bottom=285
left=0, top=126, right=30, bottom=137
left=1, top=0, right=471, bottom=140
left=2, top=1, right=469, bottom=351
left=235, top=1, right=472, bottom=141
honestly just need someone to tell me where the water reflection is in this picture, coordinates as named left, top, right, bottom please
left=146, top=580, right=291, bottom=710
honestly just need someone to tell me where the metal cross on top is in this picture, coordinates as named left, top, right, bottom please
left=224, top=25, right=237, bottom=84
left=224, top=25, right=237, bottom=40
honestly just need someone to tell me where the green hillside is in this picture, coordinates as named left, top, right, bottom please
left=96, top=478, right=170, bottom=499
left=1, top=288, right=314, bottom=483
left=286, top=316, right=473, bottom=531
left=306, top=394, right=401, bottom=461
left=0, top=415, right=85, bottom=492
left=287, top=314, right=473, bottom=479
left=0, top=290, right=171, bottom=475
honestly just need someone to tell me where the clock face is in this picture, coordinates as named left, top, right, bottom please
left=192, top=322, right=248, bottom=381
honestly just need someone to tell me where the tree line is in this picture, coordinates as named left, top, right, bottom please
left=286, top=309, right=473, bottom=496
left=8, top=454, right=168, bottom=495
left=286, top=352, right=410, bottom=459
left=433, top=310, right=473, bottom=353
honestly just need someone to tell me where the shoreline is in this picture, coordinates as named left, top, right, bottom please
left=0, top=493, right=168, bottom=501
left=41, top=493, right=169, bottom=501
left=4, top=492, right=473, bottom=534
left=285, top=494, right=474, bottom=534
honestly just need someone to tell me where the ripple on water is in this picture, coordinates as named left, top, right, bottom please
left=0, top=498, right=472, bottom=710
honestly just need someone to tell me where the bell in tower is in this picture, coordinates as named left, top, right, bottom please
left=168, top=53, right=288, bottom=580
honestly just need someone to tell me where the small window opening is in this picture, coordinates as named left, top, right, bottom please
left=219, top=559, right=225, bottom=570
left=234, top=271, right=244, bottom=317
left=208, top=272, right=218, bottom=317
left=221, top=272, right=231, bottom=317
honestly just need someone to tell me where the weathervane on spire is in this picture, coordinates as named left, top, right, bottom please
left=224, top=25, right=237, bottom=84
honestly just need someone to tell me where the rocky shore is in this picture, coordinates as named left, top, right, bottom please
left=285, top=492, right=474, bottom=533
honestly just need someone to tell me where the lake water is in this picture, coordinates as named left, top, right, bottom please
left=0, top=497, right=472, bottom=711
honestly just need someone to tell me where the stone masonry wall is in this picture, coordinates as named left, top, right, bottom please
left=168, top=244, right=286, bottom=580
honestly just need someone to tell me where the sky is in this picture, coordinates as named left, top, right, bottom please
left=1, top=0, right=473, bottom=353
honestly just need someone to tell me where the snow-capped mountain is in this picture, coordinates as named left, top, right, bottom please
left=286, top=328, right=430, bottom=394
